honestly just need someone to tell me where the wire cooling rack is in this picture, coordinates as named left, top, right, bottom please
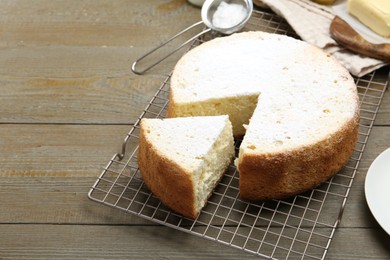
left=88, top=9, right=389, bottom=260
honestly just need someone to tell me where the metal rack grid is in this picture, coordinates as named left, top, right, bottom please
left=88, top=9, right=389, bottom=260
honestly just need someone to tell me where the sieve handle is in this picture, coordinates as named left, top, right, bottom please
left=131, top=21, right=210, bottom=75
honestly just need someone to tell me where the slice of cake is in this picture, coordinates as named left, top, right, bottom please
left=138, top=115, right=234, bottom=219
left=168, top=31, right=360, bottom=201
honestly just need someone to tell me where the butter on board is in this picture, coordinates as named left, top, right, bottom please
left=348, top=0, right=390, bottom=37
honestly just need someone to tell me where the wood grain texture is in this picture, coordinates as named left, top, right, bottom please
left=330, top=16, right=390, bottom=60
left=0, top=75, right=166, bottom=124
left=0, top=0, right=389, bottom=259
left=0, top=224, right=389, bottom=259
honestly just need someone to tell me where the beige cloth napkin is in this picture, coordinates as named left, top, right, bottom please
left=259, top=0, right=388, bottom=77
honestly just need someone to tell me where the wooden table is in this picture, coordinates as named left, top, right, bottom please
left=1, top=1, right=389, bottom=259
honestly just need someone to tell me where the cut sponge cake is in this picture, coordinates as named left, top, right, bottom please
left=138, top=115, right=234, bottom=219
left=168, top=31, right=360, bottom=201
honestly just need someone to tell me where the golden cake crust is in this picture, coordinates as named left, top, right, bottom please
left=238, top=117, right=359, bottom=200
left=138, top=121, right=197, bottom=218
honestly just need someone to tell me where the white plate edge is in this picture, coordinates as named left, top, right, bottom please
left=365, top=147, right=390, bottom=236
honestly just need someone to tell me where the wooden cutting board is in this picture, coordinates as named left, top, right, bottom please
left=330, top=16, right=390, bottom=61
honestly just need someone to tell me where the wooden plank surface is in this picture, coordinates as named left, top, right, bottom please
left=1, top=224, right=389, bottom=259
left=0, top=0, right=389, bottom=259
